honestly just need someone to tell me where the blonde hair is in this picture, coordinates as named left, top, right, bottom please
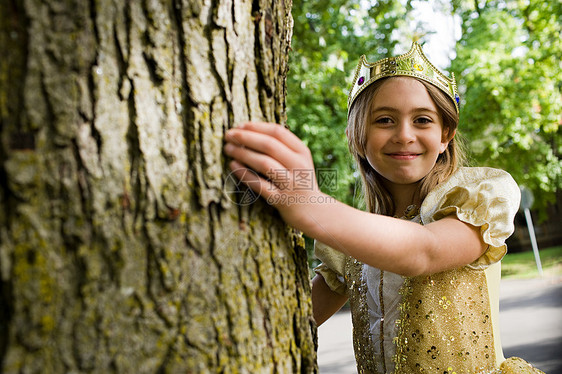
left=346, top=77, right=465, bottom=215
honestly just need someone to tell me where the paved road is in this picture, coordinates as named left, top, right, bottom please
left=317, top=276, right=562, bottom=373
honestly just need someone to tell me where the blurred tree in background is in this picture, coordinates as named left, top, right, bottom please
left=288, top=0, right=561, bottom=231
left=450, top=0, right=561, bottom=217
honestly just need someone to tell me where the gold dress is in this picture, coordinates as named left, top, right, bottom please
left=315, top=167, right=545, bottom=373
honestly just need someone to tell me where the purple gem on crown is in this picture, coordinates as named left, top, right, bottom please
left=358, top=76, right=365, bottom=85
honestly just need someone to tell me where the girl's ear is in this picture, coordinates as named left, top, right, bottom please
left=439, top=128, right=456, bottom=154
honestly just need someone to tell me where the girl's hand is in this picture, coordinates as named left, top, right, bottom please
left=223, top=122, right=325, bottom=224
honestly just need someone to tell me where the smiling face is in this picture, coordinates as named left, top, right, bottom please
left=364, top=77, right=451, bottom=191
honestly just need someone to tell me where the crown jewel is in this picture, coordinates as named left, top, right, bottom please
left=348, top=42, right=460, bottom=115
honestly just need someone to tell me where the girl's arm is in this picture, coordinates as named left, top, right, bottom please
left=311, top=274, right=348, bottom=326
left=224, top=122, right=487, bottom=277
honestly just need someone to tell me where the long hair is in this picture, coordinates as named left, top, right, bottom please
left=346, top=77, right=466, bottom=216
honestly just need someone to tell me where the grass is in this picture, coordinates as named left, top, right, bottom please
left=501, top=245, right=562, bottom=279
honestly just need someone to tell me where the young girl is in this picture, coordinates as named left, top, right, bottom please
left=223, top=42, right=544, bottom=373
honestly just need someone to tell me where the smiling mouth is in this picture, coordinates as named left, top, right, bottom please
left=387, top=152, right=421, bottom=159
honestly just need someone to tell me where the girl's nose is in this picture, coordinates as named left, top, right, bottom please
left=393, top=123, right=416, bottom=144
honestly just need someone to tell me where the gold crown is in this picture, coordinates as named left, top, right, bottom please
left=347, top=41, right=460, bottom=115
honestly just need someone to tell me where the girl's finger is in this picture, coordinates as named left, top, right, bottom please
left=224, top=142, right=287, bottom=184
left=225, top=128, right=304, bottom=171
left=235, top=122, right=309, bottom=154
left=227, top=160, right=277, bottom=199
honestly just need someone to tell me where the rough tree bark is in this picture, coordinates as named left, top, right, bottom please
left=0, top=0, right=317, bottom=372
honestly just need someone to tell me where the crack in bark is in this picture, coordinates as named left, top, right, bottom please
left=86, top=60, right=103, bottom=165
left=251, top=4, right=275, bottom=122
left=171, top=0, right=199, bottom=208
left=88, top=0, right=100, bottom=46
left=139, top=0, right=164, bottom=85
left=208, top=0, right=234, bottom=123
left=126, top=78, right=145, bottom=228
left=243, top=74, right=253, bottom=123
left=0, top=277, right=13, bottom=368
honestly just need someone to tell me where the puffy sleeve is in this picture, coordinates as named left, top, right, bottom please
left=420, top=167, right=521, bottom=269
left=314, top=240, right=348, bottom=295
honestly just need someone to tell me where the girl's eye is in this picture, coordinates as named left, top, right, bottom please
left=415, top=117, right=432, bottom=124
left=375, top=117, right=393, bottom=124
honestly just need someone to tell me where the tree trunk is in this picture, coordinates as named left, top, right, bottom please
left=0, top=0, right=317, bottom=372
